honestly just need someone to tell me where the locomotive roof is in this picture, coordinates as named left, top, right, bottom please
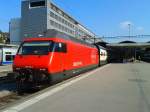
left=44, top=29, right=96, bottom=48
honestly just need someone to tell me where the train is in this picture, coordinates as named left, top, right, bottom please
left=13, top=30, right=107, bottom=92
left=0, top=46, right=18, bottom=65
left=141, top=53, right=150, bottom=62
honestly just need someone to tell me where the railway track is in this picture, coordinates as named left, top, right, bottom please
left=0, top=72, right=15, bottom=84
left=0, top=76, right=11, bottom=85
left=0, top=92, right=21, bottom=109
left=0, top=90, right=34, bottom=110
left=0, top=87, right=37, bottom=110
left=0, top=77, right=50, bottom=110
left=0, top=86, right=51, bottom=110
left=0, top=72, right=26, bottom=110
left=0, top=71, right=51, bottom=109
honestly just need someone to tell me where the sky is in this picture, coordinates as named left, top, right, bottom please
left=0, top=0, right=150, bottom=42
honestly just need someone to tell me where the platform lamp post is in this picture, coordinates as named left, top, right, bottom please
left=128, top=23, right=131, bottom=40
left=134, top=48, right=137, bottom=61
left=128, top=23, right=136, bottom=61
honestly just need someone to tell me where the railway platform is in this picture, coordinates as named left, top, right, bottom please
left=0, top=65, right=12, bottom=77
left=0, top=65, right=12, bottom=72
left=2, top=63, right=150, bottom=112
left=0, top=65, right=14, bottom=100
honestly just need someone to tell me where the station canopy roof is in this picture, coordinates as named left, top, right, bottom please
left=0, top=43, right=19, bottom=48
left=107, top=40, right=150, bottom=48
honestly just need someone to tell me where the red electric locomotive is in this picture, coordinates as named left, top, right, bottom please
left=13, top=30, right=102, bottom=92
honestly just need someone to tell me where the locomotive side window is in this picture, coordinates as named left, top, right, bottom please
left=54, top=43, right=60, bottom=52
left=54, top=43, right=67, bottom=53
left=61, top=43, right=67, bottom=53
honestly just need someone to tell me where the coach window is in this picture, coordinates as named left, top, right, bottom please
left=5, top=52, right=11, bottom=55
left=6, top=55, right=13, bottom=61
left=12, top=55, right=15, bottom=60
left=50, top=12, right=55, bottom=18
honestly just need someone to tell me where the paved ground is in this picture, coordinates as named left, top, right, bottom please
left=0, top=65, right=12, bottom=73
left=0, top=65, right=13, bottom=99
left=0, top=65, right=12, bottom=77
left=2, top=63, right=150, bottom=112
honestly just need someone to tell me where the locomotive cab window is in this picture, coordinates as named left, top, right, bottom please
left=30, top=1, right=45, bottom=8
left=54, top=43, right=67, bottom=53
left=18, top=41, right=53, bottom=55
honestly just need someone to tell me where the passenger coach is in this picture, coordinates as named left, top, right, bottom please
left=0, top=46, right=18, bottom=65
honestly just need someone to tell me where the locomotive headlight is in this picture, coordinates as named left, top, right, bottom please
left=40, top=68, right=47, bottom=71
left=16, top=68, right=21, bottom=70
left=13, top=67, right=21, bottom=71
left=13, top=67, right=21, bottom=72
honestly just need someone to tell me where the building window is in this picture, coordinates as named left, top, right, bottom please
left=54, top=14, right=58, bottom=20
left=30, top=1, right=45, bottom=8
left=58, top=24, right=61, bottom=29
left=55, top=22, right=58, bottom=28
left=50, top=12, right=55, bottom=18
left=58, top=16, right=61, bottom=22
left=64, top=20, right=67, bottom=25
left=50, top=11, right=75, bottom=30
left=62, top=19, right=65, bottom=24
left=64, top=27, right=67, bottom=32
left=62, top=26, right=65, bottom=31
left=50, top=20, right=54, bottom=26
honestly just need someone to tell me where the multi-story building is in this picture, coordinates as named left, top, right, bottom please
left=21, top=0, right=96, bottom=42
left=9, top=18, right=21, bottom=44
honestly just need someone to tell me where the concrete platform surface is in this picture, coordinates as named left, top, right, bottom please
left=0, top=65, right=12, bottom=73
left=2, top=63, right=150, bottom=112
left=0, top=65, right=12, bottom=77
